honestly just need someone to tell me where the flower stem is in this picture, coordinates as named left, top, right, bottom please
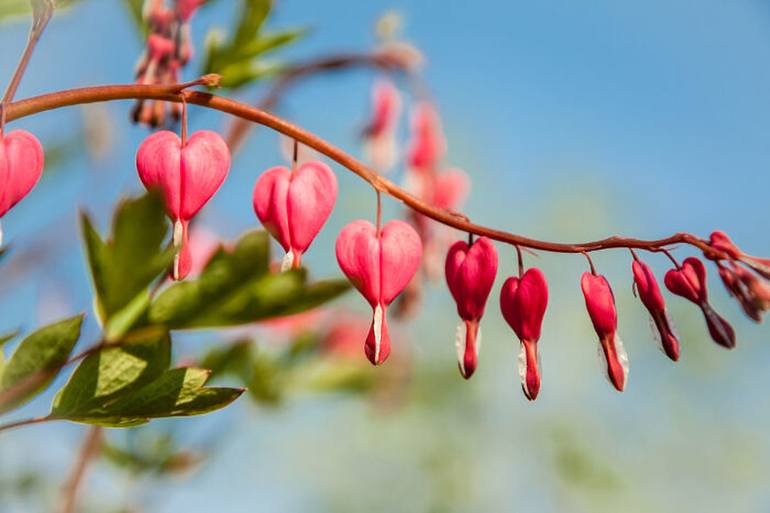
left=3, top=82, right=724, bottom=259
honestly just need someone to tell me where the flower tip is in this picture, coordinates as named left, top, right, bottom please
left=365, top=305, right=391, bottom=365
left=455, top=320, right=480, bottom=380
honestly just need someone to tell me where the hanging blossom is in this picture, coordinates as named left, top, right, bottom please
left=362, top=78, right=402, bottom=173
left=0, top=130, right=44, bottom=245
left=136, top=129, right=230, bottom=280
left=132, top=0, right=205, bottom=127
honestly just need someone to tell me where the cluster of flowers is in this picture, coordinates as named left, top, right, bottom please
left=128, top=106, right=770, bottom=401
left=132, top=0, right=205, bottom=127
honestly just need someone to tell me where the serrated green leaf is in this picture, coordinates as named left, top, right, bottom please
left=81, top=192, right=173, bottom=333
left=61, top=367, right=243, bottom=426
left=0, top=315, right=84, bottom=414
left=51, top=330, right=171, bottom=418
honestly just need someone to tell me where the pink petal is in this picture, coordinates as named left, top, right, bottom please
left=179, top=131, right=230, bottom=220
left=445, top=237, right=497, bottom=321
left=379, top=220, right=423, bottom=305
left=253, top=166, right=292, bottom=251
left=287, top=161, right=338, bottom=253
left=335, top=220, right=381, bottom=306
left=0, top=130, right=44, bottom=217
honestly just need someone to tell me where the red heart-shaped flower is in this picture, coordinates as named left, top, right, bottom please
left=445, top=236, right=498, bottom=378
left=336, top=219, right=422, bottom=364
left=253, top=161, right=337, bottom=269
left=136, top=130, right=230, bottom=279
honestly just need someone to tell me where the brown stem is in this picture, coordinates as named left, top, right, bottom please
left=57, top=426, right=104, bottom=513
left=225, top=50, right=418, bottom=152
left=0, top=415, right=51, bottom=433
left=2, top=1, right=54, bottom=120
left=3, top=82, right=723, bottom=258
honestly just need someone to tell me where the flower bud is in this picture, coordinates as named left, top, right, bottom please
left=0, top=130, right=45, bottom=241
left=253, top=161, right=337, bottom=270
left=445, top=237, right=498, bottom=379
left=632, top=259, right=680, bottom=361
left=336, top=220, right=422, bottom=365
left=580, top=272, right=629, bottom=392
left=664, top=257, right=736, bottom=349
left=500, top=268, right=548, bottom=400
left=136, top=130, right=231, bottom=280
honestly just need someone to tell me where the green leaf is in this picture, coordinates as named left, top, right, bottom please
left=62, top=368, right=243, bottom=427
left=202, top=0, right=306, bottom=89
left=149, top=229, right=349, bottom=329
left=0, top=330, right=19, bottom=376
left=121, top=0, right=144, bottom=33
left=0, top=315, right=84, bottom=414
left=81, top=192, right=173, bottom=335
left=232, top=0, right=271, bottom=48
left=51, top=330, right=171, bottom=419
left=0, top=0, right=81, bottom=23
left=235, top=29, right=307, bottom=60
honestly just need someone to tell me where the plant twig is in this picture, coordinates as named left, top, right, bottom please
left=226, top=50, right=419, bottom=152
left=57, top=426, right=104, bottom=513
left=2, top=0, right=54, bottom=116
left=3, top=82, right=725, bottom=260
left=0, top=414, right=52, bottom=433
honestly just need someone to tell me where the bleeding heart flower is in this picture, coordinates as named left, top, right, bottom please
left=253, top=161, right=337, bottom=270
left=444, top=237, right=498, bottom=379
left=336, top=219, right=422, bottom=365
left=632, top=259, right=680, bottom=361
left=0, top=130, right=44, bottom=243
left=708, top=231, right=741, bottom=260
left=362, top=80, right=401, bottom=174
left=664, top=257, right=736, bottom=349
left=500, top=268, right=548, bottom=400
left=406, top=102, right=446, bottom=172
left=136, top=130, right=230, bottom=280
left=718, top=261, right=770, bottom=322
left=581, top=272, right=629, bottom=392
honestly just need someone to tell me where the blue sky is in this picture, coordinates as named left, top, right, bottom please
left=2, top=1, right=770, bottom=512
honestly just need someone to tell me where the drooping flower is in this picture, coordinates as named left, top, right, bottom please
left=581, top=272, right=629, bottom=392
left=253, top=161, right=338, bottom=270
left=0, top=130, right=44, bottom=244
left=717, top=261, right=770, bottom=322
left=362, top=79, right=402, bottom=172
left=631, top=259, right=680, bottom=361
left=136, top=130, right=231, bottom=280
left=500, top=268, right=549, bottom=400
left=406, top=101, right=446, bottom=173
left=664, top=257, right=736, bottom=349
left=336, top=220, right=422, bottom=365
left=444, top=237, right=498, bottom=379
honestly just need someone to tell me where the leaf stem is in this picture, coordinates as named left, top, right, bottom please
left=0, top=414, right=52, bottom=433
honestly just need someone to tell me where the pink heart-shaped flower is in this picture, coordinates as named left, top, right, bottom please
left=500, top=268, right=549, bottom=400
left=253, top=161, right=337, bottom=269
left=136, top=130, right=230, bottom=279
left=0, top=130, right=44, bottom=220
left=445, top=236, right=498, bottom=379
left=336, top=219, right=422, bottom=365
